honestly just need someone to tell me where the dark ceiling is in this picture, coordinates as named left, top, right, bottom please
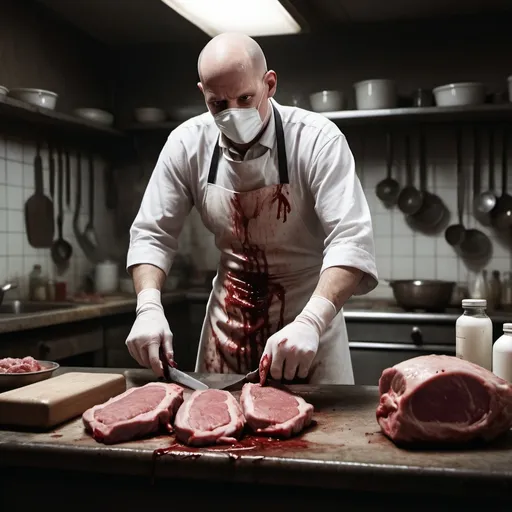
left=35, top=0, right=512, bottom=45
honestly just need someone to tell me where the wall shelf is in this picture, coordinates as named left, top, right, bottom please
left=122, top=103, right=512, bottom=133
left=3, top=94, right=510, bottom=143
left=323, top=103, right=512, bottom=126
left=0, top=96, right=126, bottom=145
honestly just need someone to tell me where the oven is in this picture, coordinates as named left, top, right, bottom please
left=345, top=310, right=457, bottom=386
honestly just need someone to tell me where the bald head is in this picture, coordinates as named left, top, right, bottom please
left=197, top=32, right=277, bottom=141
left=198, top=32, right=267, bottom=83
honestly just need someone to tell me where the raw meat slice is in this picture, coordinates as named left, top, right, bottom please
left=174, top=389, right=245, bottom=447
left=82, top=382, right=184, bottom=444
left=377, top=354, right=512, bottom=445
left=240, top=383, right=314, bottom=438
left=0, top=356, right=41, bottom=373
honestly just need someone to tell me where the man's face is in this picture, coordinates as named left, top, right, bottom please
left=198, top=68, right=277, bottom=122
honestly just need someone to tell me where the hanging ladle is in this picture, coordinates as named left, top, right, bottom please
left=83, top=152, right=98, bottom=248
left=445, top=130, right=466, bottom=246
left=51, top=148, right=73, bottom=265
left=491, top=128, right=512, bottom=231
left=475, top=129, right=497, bottom=216
left=397, top=134, right=423, bottom=215
left=376, top=132, right=400, bottom=207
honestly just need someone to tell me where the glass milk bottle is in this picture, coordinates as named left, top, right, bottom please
left=456, top=299, right=493, bottom=370
left=493, top=323, right=512, bottom=382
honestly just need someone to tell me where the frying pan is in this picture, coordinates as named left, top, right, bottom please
left=459, top=140, right=492, bottom=260
left=410, top=131, right=446, bottom=229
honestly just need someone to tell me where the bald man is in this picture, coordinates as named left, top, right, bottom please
left=126, top=33, right=378, bottom=385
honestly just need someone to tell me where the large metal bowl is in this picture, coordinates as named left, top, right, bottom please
left=0, top=360, right=60, bottom=391
left=388, top=280, right=456, bottom=312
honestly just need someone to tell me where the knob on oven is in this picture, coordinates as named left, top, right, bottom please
left=411, top=326, right=423, bottom=344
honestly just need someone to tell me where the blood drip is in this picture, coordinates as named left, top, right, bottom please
left=219, top=185, right=290, bottom=373
left=259, top=354, right=270, bottom=385
left=205, top=321, right=230, bottom=373
left=271, top=184, right=291, bottom=222
left=152, top=435, right=309, bottom=459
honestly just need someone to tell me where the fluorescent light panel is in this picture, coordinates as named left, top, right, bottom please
left=160, top=0, right=301, bottom=37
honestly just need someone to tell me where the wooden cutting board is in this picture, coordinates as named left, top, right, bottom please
left=0, top=372, right=126, bottom=429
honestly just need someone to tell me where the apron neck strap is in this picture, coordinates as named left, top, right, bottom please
left=207, top=102, right=289, bottom=185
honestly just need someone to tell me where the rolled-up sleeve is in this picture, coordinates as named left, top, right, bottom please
left=309, top=134, right=378, bottom=295
left=126, top=132, right=193, bottom=275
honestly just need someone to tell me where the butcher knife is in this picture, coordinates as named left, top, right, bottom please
left=206, top=369, right=260, bottom=391
left=163, top=364, right=209, bottom=391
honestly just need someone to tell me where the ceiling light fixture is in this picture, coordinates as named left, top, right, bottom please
left=160, top=0, right=302, bottom=37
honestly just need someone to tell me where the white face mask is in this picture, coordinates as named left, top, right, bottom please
left=213, top=90, right=267, bottom=144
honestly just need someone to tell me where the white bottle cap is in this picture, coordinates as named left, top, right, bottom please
left=503, top=323, right=512, bottom=332
left=462, top=299, right=487, bottom=308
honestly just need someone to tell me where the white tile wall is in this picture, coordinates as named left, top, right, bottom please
left=180, top=125, right=512, bottom=300
left=0, top=135, right=116, bottom=299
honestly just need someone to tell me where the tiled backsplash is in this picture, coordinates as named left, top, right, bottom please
left=356, top=126, right=512, bottom=298
left=180, top=125, right=512, bottom=299
left=0, top=135, right=116, bottom=299
left=3, top=124, right=509, bottom=303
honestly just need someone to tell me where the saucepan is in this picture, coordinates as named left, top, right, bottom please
left=387, top=280, right=456, bottom=311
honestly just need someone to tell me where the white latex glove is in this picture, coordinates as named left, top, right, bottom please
left=125, top=288, right=173, bottom=377
left=260, top=295, right=338, bottom=382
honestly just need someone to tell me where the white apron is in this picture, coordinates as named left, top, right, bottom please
left=194, top=104, right=354, bottom=385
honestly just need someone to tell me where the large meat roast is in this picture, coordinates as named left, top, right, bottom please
left=377, top=355, right=512, bottom=444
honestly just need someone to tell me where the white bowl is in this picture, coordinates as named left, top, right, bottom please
left=74, top=107, right=114, bottom=126
left=0, top=86, right=8, bottom=97
left=354, top=79, right=397, bottom=110
left=8, top=88, right=58, bottom=110
left=134, top=107, right=166, bottom=123
left=508, top=76, right=512, bottom=103
left=433, top=82, right=486, bottom=107
left=309, top=90, right=344, bottom=112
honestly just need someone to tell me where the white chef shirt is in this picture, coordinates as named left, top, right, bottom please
left=127, top=99, right=378, bottom=295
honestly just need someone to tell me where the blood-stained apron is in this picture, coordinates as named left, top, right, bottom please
left=195, top=104, right=354, bottom=384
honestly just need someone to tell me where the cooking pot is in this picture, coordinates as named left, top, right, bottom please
left=388, top=280, right=456, bottom=312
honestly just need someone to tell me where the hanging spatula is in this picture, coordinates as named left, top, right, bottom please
left=25, top=142, right=54, bottom=248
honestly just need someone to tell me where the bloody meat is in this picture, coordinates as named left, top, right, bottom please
left=82, top=382, right=184, bottom=444
left=0, top=356, right=41, bottom=373
left=174, top=389, right=246, bottom=447
left=240, top=383, right=314, bottom=438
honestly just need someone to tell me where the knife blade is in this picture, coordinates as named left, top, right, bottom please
left=206, top=369, right=260, bottom=391
left=166, top=366, right=209, bottom=391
